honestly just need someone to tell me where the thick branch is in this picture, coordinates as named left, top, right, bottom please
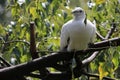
left=92, top=37, right=120, bottom=48
left=0, top=37, right=120, bottom=80
left=30, top=22, right=49, bottom=78
left=30, top=22, right=38, bottom=59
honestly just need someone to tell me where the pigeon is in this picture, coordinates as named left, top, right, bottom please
left=60, top=7, right=96, bottom=51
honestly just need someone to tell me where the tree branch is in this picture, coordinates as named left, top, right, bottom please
left=0, top=56, right=11, bottom=67
left=82, top=51, right=99, bottom=66
left=92, top=37, right=120, bottom=48
left=30, top=22, right=38, bottom=59
left=0, top=37, right=120, bottom=80
left=30, top=22, right=49, bottom=78
left=105, top=19, right=116, bottom=39
left=0, top=40, right=30, bottom=45
left=96, top=31, right=105, bottom=40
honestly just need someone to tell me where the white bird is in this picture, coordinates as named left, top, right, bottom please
left=60, top=7, right=96, bottom=51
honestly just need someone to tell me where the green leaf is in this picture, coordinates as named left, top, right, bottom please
left=112, top=52, right=119, bottom=70
left=90, top=62, right=97, bottom=71
left=0, top=24, right=5, bottom=36
left=11, top=7, right=17, bottom=16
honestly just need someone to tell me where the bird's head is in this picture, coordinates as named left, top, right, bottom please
left=72, top=7, right=86, bottom=20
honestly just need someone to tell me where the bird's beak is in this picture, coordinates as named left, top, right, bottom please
left=71, top=10, right=75, bottom=14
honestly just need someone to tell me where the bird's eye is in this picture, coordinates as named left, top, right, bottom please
left=72, top=10, right=83, bottom=13
left=79, top=10, right=83, bottom=13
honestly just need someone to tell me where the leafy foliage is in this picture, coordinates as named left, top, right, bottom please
left=0, top=0, right=120, bottom=79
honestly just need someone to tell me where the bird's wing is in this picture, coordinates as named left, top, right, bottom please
left=91, top=19, right=96, bottom=43
left=60, top=24, right=70, bottom=51
left=91, top=25, right=96, bottom=43
left=87, top=20, right=96, bottom=43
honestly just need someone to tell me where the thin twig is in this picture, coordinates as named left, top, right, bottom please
left=82, top=51, right=99, bottom=66
left=96, top=31, right=105, bottom=40
left=0, top=40, right=30, bottom=45
left=27, top=73, right=41, bottom=78
left=105, top=19, right=116, bottom=39
left=0, top=56, right=11, bottom=67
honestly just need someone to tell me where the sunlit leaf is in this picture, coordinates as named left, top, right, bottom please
left=0, top=24, right=5, bottom=36
left=95, top=0, right=106, bottom=4
left=29, top=7, right=38, bottom=19
left=98, top=62, right=108, bottom=80
left=11, top=7, right=17, bottom=16
left=20, top=55, right=29, bottom=63
left=26, top=32, right=30, bottom=41
left=90, top=62, right=97, bottom=71
left=112, top=52, right=119, bottom=70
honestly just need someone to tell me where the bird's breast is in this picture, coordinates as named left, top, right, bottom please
left=69, top=21, right=85, bottom=32
left=68, top=20, right=91, bottom=48
left=64, top=19, right=95, bottom=51
left=68, top=21, right=88, bottom=38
